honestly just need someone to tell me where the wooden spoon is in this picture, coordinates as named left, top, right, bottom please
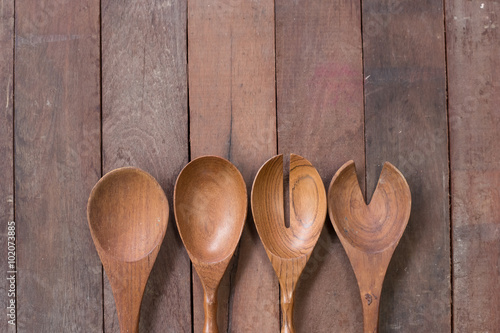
left=87, top=167, right=169, bottom=333
left=328, top=160, right=411, bottom=333
left=174, top=156, right=247, bottom=333
left=251, top=154, right=327, bottom=333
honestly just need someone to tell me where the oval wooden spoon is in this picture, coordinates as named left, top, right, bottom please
left=328, top=160, right=411, bottom=333
left=87, top=167, right=169, bottom=333
left=174, top=156, right=247, bottom=333
left=251, top=154, right=327, bottom=333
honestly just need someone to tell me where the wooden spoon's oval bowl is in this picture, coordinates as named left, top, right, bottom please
left=174, top=156, right=247, bottom=264
left=251, top=154, right=326, bottom=259
left=87, top=167, right=169, bottom=262
left=328, top=161, right=411, bottom=254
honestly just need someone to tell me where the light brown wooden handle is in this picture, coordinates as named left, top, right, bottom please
left=120, top=318, right=139, bottom=333
left=203, top=289, right=218, bottom=333
left=361, top=291, right=380, bottom=333
left=281, top=302, right=294, bottom=333
left=116, top=300, right=140, bottom=333
left=113, top=278, right=142, bottom=333
left=280, top=288, right=295, bottom=333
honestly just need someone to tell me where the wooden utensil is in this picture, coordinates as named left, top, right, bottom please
left=87, top=167, right=169, bottom=333
left=174, top=156, right=247, bottom=333
left=328, top=161, right=411, bottom=333
left=251, top=154, right=327, bottom=333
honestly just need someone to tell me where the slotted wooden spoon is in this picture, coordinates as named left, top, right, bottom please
left=328, top=160, right=411, bottom=333
left=87, top=167, right=169, bottom=333
left=251, top=154, right=327, bottom=333
left=174, top=156, right=247, bottom=333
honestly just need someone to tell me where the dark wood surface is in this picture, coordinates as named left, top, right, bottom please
left=101, top=1, right=190, bottom=332
left=275, top=1, right=366, bottom=331
left=447, top=1, right=500, bottom=331
left=15, top=1, right=101, bottom=331
left=362, top=0, right=451, bottom=331
left=4, top=0, right=498, bottom=331
left=0, top=1, right=14, bottom=332
left=188, top=1, right=278, bottom=332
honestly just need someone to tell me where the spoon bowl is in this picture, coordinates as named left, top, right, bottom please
left=88, top=167, right=169, bottom=333
left=251, top=154, right=326, bottom=333
left=328, top=160, right=411, bottom=333
left=174, top=156, right=247, bottom=333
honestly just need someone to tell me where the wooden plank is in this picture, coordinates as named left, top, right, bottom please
left=362, top=0, right=450, bottom=331
left=101, top=0, right=190, bottom=332
left=15, top=0, right=102, bottom=331
left=0, top=1, right=15, bottom=332
left=447, top=1, right=500, bottom=331
left=275, top=0, right=365, bottom=331
left=188, top=0, right=278, bottom=331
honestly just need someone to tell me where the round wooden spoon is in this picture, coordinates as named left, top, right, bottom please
left=251, top=154, right=327, bottom=333
left=87, top=167, right=169, bottom=333
left=174, top=156, right=247, bottom=333
left=328, top=160, right=411, bottom=333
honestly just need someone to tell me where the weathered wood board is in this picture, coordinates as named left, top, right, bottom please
left=447, top=0, right=500, bottom=331
left=0, top=1, right=15, bottom=331
left=188, top=0, right=279, bottom=331
left=101, top=0, right=190, bottom=331
left=15, top=1, right=102, bottom=331
left=363, top=0, right=450, bottom=331
left=276, top=0, right=365, bottom=331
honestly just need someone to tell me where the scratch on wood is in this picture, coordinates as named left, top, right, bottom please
left=365, top=86, right=384, bottom=97
left=6, top=75, right=11, bottom=108
left=453, top=16, right=471, bottom=22
left=16, top=34, right=81, bottom=46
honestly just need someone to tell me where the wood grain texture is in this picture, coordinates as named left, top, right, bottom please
left=446, top=0, right=500, bottom=331
left=362, top=0, right=450, bottom=331
left=0, top=1, right=14, bottom=332
left=101, top=0, right=190, bottom=331
left=275, top=0, right=365, bottom=331
left=15, top=0, right=101, bottom=331
left=252, top=154, right=327, bottom=333
left=188, top=0, right=278, bottom=331
left=88, top=168, right=169, bottom=333
left=328, top=161, right=411, bottom=333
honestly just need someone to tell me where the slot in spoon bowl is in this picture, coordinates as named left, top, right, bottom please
left=251, top=154, right=327, bottom=333
left=328, top=160, right=411, bottom=333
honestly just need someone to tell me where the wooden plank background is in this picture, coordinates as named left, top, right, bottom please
left=363, top=1, right=450, bottom=331
left=15, top=1, right=101, bottom=332
left=276, top=1, right=365, bottom=331
left=0, top=1, right=14, bottom=332
left=101, top=1, right=190, bottom=332
left=447, top=0, right=500, bottom=331
left=188, top=1, right=278, bottom=331
left=1, top=0, right=498, bottom=332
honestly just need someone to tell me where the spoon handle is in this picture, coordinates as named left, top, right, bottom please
left=113, top=280, right=142, bottom=333
left=203, top=287, right=219, bottom=333
left=117, top=306, right=140, bottom=333
left=105, top=259, right=147, bottom=333
left=280, top=285, right=295, bottom=333
left=360, top=290, right=380, bottom=333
